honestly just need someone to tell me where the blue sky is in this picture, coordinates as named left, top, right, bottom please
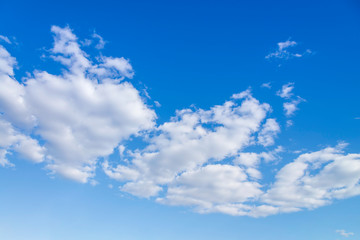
left=0, top=0, right=360, bottom=239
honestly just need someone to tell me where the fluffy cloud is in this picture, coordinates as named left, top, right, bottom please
left=157, top=164, right=262, bottom=214
left=262, top=143, right=360, bottom=214
left=105, top=90, right=272, bottom=198
left=257, top=118, right=280, bottom=146
left=157, top=143, right=360, bottom=217
left=0, top=118, right=44, bottom=166
left=0, top=27, right=156, bottom=182
left=1, top=28, right=360, bottom=218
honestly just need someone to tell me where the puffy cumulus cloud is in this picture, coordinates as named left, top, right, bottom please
left=0, top=26, right=156, bottom=182
left=99, top=87, right=360, bottom=217
left=157, top=164, right=262, bottom=214
left=265, top=39, right=312, bottom=61
left=1, top=27, right=360, bottom=218
left=262, top=143, right=360, bottom=214
left=0, top=118, right=44, bottom=166
left=105, top=90, right=272, bottom=198
left=0, top=45, right=37, bottom=129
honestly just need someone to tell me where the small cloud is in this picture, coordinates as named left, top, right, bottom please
left=336, top=229, right=354, bottom=237
left=277, top=82, right=294, bottom=99
left=154, top=100, right=161, bottom=107
left=143, top=89, right=151, bottom=99
left=286, top=120, right=293, bottom=127
left=283, top=97, right=305, bottom=117
left=355, top=117, right=360, bottom=120
left=266, top=39, right=312, bottom=61
left=81, top=38, right=92, bottom=47
left=277, top=83, right=305, bottom=117
left=90, top=180, right=99, bottom=186
left=278, top=40, right=297, bottom=51
left=92, top=32, right=106, bottom=49
left=261, top=82, right=271, bottom=89
left=293, top=150, right=302, bottom=154
left=0, top=35, right=11, bottom=44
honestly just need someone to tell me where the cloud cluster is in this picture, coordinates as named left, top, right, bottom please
left=277, top=82, right=305, bottom=117
left=1, top=27, right=360, bottom=217
left=265, top=39, right=311, bottom=61
left=0, top=26, right=156, bottom=182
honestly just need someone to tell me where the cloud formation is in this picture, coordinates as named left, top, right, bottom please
left=277, top=83, right=305, bottom=117
left=1, top=27, right=360, bottom=218
left=0, top=26, right=156, bottom=182
left=0, top=35, right=11, bottom=44
left=265, top=39, right=311, bottom=61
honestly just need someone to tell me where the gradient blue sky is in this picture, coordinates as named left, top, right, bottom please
left=0, top=0, right=360, bottom=239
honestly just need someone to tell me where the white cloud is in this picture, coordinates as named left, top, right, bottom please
left=121, top=180, right=162, bottom=198
left=0, top=149, right=12, bottom=167
left=257, top=118, right=280, bottom=146
left=283, top=97, right=304, bottom=117
left=261, top=82, right=271, bottom=89
left=111, top=141, right=360, bottom=217
left=1, top=26, right=360, bottom=218
left=105, top=90, right=271, bottom=198
left=154, top=100, right=161, bottom=107
left=92, top=32, right=106, bottom=49
left=235, top=146, right=283, bottom=168
left=286, top=120, right=293, bottom=127
left=0, top=26, right=156, bottom=182
left=0, top=45, right=17, bottom=76
left=157, top=164, right=262, bottom=214
left=266, top=39, right=311, bottom=61
left=262, top=143, right=360, bottom=214
left=277, top=82, right=294, bottom=99
left=0, top=35, right=11, bottom=44
left=336, top=229, right=354, bottom=237
left=0, top=118, right=44, bottom=166
left=277, top=83, right=305, bottom=117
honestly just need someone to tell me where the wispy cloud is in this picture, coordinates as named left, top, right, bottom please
left=265, top=39, right=311, bottom=61
left=92, top=32, right=106, bottom=49
left=336, top=229, right=354, bottom=237
left=0, top=35, right=11, bottom=44
left=277, top=82, right=294, bottom=99
left=261, top=82, right=271, bottom=89
left=283, top=97, right=305, bottom=117
left=277, top=83, right=305, bottom=117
